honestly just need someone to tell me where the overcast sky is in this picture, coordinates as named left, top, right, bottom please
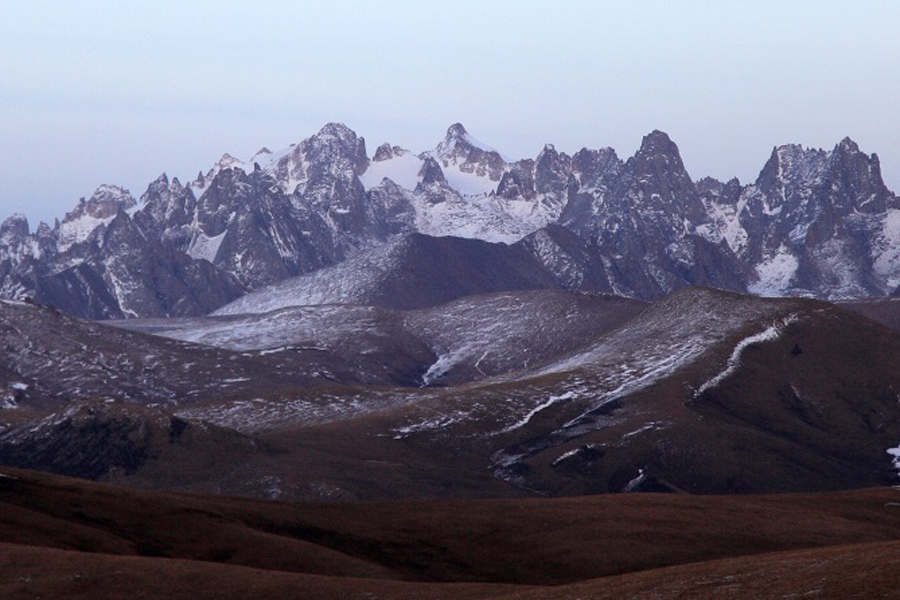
left=2, top=1, right=899, bottom=226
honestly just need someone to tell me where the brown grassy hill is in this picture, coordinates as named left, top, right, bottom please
left=492, top=540, right=900, bottom=600
left=3, top=468, right=900, bottom=599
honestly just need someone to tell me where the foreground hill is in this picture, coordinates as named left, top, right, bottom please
left=0, top=297, right=419, bottom=416
left=2, top=468, right=900, bottom=599
left=117, top=290, right=646, bottom=386
left=230, top=286, right=900, bottom=500
left=4, top=288, right=900, bottom=500
left=839, top=296, right=900, bottom=332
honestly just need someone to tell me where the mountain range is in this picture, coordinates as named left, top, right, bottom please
left=5, top=121, right=900, bottom=598
left=3, top=123, right=900, bottom=319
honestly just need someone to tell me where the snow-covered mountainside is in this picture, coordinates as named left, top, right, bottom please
left=0, top=297, right=417, bottom=417
left=213, top=233, right=566, bottom=314
left=114, top=290, right=645, bottom=387
left=2, top=123, right=900, bottom=319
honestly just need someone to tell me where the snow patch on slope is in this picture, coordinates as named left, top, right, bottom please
left=498, top=391, right=576, bottom=434
left=56, top=214, right=116, bottom=252
left=412, top=192, right=562, bottom=244
left=506, top=290, right=795, bottom=437
left=749, top=246, right=799, bottom=296
left=213, top=237, right=410, bottom=315
left=695, top=314, right=799, bottom=395
left=360, top=152, right=423, bottom=190
left=873, top=209, right=900, bottom=290
left=187, top=231, right=227, bottom=263
left=437, top=163, right=500, bottom=198
left=888, top=445, right=900, bottom=476
left=697, top=195, right=750, bottom=255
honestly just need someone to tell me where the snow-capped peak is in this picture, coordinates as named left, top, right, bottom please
left=65, top=185, right=136, bottom=222
left=435, top=122, right=511, bottom=163
left=215, top=153, right=245, bottom=171
left=54, top=185, right=136, bottom=252
left=0, top=214, right=29, bottom=238
left=315, top=122, right=359, bottom=142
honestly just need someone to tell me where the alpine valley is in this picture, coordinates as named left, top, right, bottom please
left=4, top=123, right=900, bottom=599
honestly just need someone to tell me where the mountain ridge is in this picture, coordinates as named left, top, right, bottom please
left=3, top=123, right=900, bottom=318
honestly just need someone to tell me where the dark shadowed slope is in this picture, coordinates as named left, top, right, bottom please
left=840, top=296, right=900, bottom=331
left=212, top=233, right=570, bottom=314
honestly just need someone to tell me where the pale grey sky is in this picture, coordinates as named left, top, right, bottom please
left=2, top=1, right=899, bottom=226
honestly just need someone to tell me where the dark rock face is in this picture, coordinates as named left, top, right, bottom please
left=2, top=123, right=900, bottom=319
left=708, top=139, right=900, bottom=298
left=0, top=402, right=264, bottom=481
left=559, top=131, right=749, bottom=298
left=215, top=233, right=570, bottom=314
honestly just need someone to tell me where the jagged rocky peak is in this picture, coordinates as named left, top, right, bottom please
left=534, top=143, right=572, bottom=195
left=837, top=136, right=860, bottom=153
left=209, top=153, right=246, bottom=178
left=827, top=136, right=894, bottom=213
left=310, top=122, right=369, bottom=170
left=191, top=154, right=248, bottom=195
left=82, top=185, right=137, bottom=217
left=754, top=138, right=894, bottom=214
left=53, top=185, right=137, bottom=252
left=626, top=130, right=698, bottom=208
left=373, top=143, right=409, bottom=162
left=139, top=173, right=196, bottom=234
left=434, top=122, right=470, bottom=155
left=142, top=173, right=176, bottom=201
left=432, top=122, right=508, bottom=181
left=1, top=214, right=30, bottom=238
left=436, top=122, right=498, bottom=158
left=217, top=153, right=244, bottom=169
left=570, top=146, right=622, bottom=189
left=266, top=123, right=369, bottom=194
left=756, top=144, right=828, bottom=199
left=535, top=143, right=561, bottom=166
left=696, top=176, right=742, bottom=205
left=632, top=129, right=690, bottom=175
left=639, top=129, right=678, bottom=152
left=417, top=156, right=447, bottom=186
left=496, top=165, right=534, bottom=199
left=317, top=121, right=359, bottom=141
left=0, top=214, right=48, bottom=266
left=35, top=221, right=53, bottom=238
left=447, top=121, right=468, bottom=137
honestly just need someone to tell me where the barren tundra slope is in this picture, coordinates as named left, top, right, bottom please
left=0, top=297, right=420, bottom=412
left=113, top=289, right=646, bottom=386
left=2, top=468, right=900, bottom=600
left=5, top=288, right=900, bottom=501
left=259, top=286, right=900, bottom=499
